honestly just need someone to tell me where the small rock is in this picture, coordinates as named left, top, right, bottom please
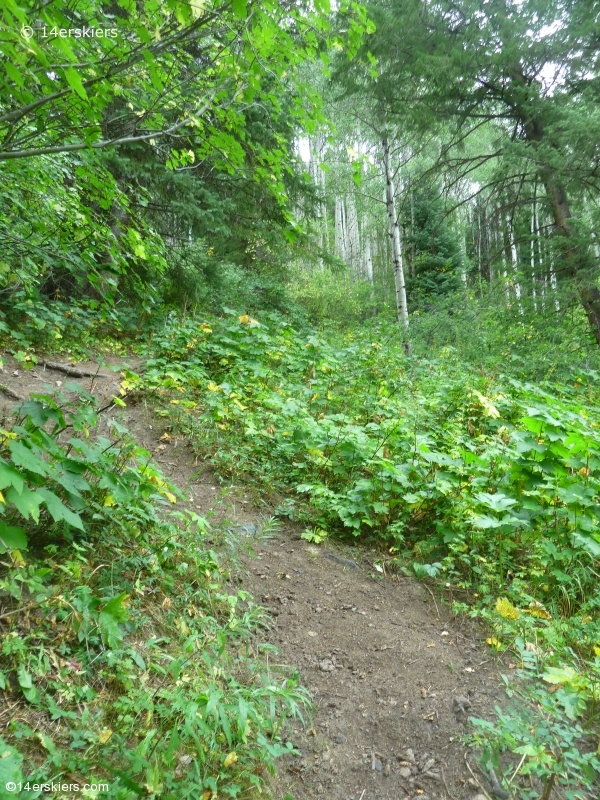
left=473, top=795, right=488, bottom=800
left=421, top=758, right=435, bottom=773
left=403, top=748, right=415, bottom=762
left=319, top=659, right=334, bottom=672
left=383, top=761, right=391, bottom=777
left=399, top=767, right=412, bottom=779
left=453, top=695, right=472, bottom=713
left=467, top=778, right=479, bottom=789
left=333, top=734, right=346, bottom=744
left=373, top=759, right=382, bottom=772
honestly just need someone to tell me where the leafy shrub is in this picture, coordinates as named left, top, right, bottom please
left=0, top=392, right=309, bottom=798
left=127, top=310, right=600, bottom=792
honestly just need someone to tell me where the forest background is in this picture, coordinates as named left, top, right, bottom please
left=0, top=1, right=599, bottom=798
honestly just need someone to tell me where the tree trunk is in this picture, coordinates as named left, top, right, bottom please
left=522, top=114, right=600, bottom=344
left=383, top=138, right=410, bottom=341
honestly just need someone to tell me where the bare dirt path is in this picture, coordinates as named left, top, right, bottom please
left=1, top=354, right=505, bottom=800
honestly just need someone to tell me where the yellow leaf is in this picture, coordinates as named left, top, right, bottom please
left=496, top=598, right=520, bottom=620
left=594, top=646, right=600, bottom=658
left=0, top=490, right=4, bottom=503
left=207, top=381, right=221, bottom=392
left=103, top=495, right=115, bottom=507
left=473, top=391, right=500, bottom=418
left=10, top=550, right=25, bottom=566
left=98, top=729, right=113, bottom=744
left=239, top=314, right=250, bottom=324
left=486, top=637, right=503, bottom=651
left=233, top=399, right=247, bottom=411
left=163, top=491, right=177, bottom=504
left=224, top=751, right=238, bottom=768
left=526, top=602, right=551, bottom=620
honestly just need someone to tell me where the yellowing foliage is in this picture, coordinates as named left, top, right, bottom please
left=496, top=597, right=520, bottom=619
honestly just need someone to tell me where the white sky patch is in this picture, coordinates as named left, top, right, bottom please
left=297, top=137, right=311, bottom=162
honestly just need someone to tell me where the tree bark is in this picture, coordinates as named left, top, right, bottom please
left=522, top=113, right=600, bottom=344
left=383, top=138, right=410, bottom=342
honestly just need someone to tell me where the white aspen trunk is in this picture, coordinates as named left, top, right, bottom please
left=530, top=201, right=538, bottom=310
left=383, top=138, right=409, bottom=337
left=346, top=194, right=360, bottom=276
left=308, top=136, right=325, bottom=270
left=507, top=213, right=524, bottom=315
left=477, top=204, right=482, bottom=281
left=499, top=220, right=511, bottom=306
left=410, top=189, right=415, bottom=279
left=364, top=236, right=373, bottom=284
left=334, top=196, right=344, bottom=261
left=550, top=259, right=560, bottom=311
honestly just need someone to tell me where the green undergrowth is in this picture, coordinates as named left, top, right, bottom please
left=0, top=389, right=308, bottom=799
left=124, top=309, right=600, bottom=797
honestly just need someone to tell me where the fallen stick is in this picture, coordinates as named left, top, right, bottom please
left=464, top=753, right=494, bottom=800
left=0, top=384, right=24, bottom=400
left=42, top=360, right=111, bottom=378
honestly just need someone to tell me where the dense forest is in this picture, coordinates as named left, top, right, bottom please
left=0, top=1, right=599, bottom=798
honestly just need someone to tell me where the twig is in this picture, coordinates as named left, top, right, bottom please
left=464, top=753, right=494, bottom=800
left=489, top=767, right=511, bottom=799
left=42, top=360, right=110, bottom=378
left=0, top=601, right=41, bottom=621
left=509, top=753, right=526, bottom=784
left=358, top=790, right=366, bottom=800
left=423, top=582, right=441, bottom=620
left=0, top=701, right=19, bottom=721
left=540, top=774, right=554, bottom=800
left=441, top=766, right=459, bottom=800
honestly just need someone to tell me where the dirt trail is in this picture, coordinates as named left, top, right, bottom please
left=1, top=355, right=506, bottom=800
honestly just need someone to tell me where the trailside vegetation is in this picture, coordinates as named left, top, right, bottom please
left=1, top=0, right=600, bottom=798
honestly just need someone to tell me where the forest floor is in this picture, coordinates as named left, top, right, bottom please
left=0, top=355, right=511, bottom=800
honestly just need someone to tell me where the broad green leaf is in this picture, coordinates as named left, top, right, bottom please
left=0, top=523, right=27, bottom=552
left=64, top=67, right=88, bottom=100
left=36, top=488, right=85, bottom=530
left=98, top=593, right=130, bottom=647
left=5, top=486, right=42, bottom=522
left=0, top=461, right=25, bottom=494
left=0, top=736, right=23, bottom=787
left=18, top=667, right=41, bottom=704
left=9, top=440, right=48, bottom=477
